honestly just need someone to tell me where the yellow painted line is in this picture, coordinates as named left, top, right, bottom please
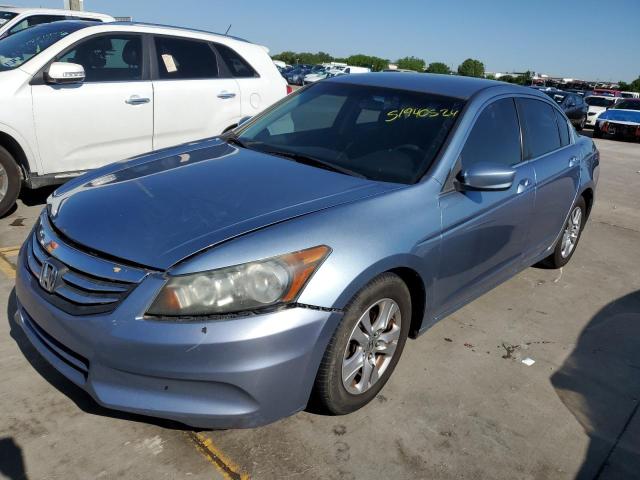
left=185, top=432, right=249, bottom=480
left=0, top=252, right=16, bottom=279
left=0, top=245, right=20, bottom=254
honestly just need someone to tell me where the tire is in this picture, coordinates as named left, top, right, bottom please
left=593, top=126, right=602, bottom=138
left=312, top=272, right=411, bottom=415
left=576, top=116, right=586, bottom=131
left=0, top=145, right=21, bottom=218
left=540, top=196, right=586, bottom=269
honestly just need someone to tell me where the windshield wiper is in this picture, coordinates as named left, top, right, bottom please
left=264, top=150, right=367, bottom=179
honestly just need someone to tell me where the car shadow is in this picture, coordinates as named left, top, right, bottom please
left=551, top=290, right=640, bottom=479
left=6, top=289, right=201, bottom=432
left=18, top=186, right=56, bottom=208
left=0, top=437, right=27, bottom=480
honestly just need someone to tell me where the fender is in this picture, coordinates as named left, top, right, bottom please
left=0, top=122, right=42, bottom=176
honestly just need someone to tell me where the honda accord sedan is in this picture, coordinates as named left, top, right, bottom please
left=15, top=73, right=599, bottom=428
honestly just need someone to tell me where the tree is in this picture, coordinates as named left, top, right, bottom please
left=426, top=62, right=451, bottom=74
left=272, top=51, right=297, bottom=65
left=457, top=58, right=485, bottom=78
left=346, top=54, right=389, bottom=72
left=396, top=56, right=426, bottom=72
left=498, top=74, right=516, bottom=83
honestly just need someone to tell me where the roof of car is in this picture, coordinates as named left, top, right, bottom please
left=325, top=72, right=533, bottom=100
left=107, top=21, right=252, bottom=43
left=0, top=7, right=111, bottom=18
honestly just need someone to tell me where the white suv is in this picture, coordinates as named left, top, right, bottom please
left=0, top=20, right=288, bottom=215
left=0, top=7, right=113, bottom=39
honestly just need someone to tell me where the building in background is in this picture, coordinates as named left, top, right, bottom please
left=64, top=0, right=83, bottom=10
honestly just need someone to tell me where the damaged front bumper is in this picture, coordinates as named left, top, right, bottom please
left=15, top=246, right=342, bottom=428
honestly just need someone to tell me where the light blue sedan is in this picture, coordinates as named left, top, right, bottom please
left=15, top=73, right=599, bottom=428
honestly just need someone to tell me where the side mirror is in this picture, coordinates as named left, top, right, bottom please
left=45, top=62, right=85, bottom=85
left=455, top=163, right=516, bottom=191
left=237, top=116, right=252, bottom=127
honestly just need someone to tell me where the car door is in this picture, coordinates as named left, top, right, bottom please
left=32, top=33, right=153, bottom=174
left=151, top=35, right=240, bottom=150
left=435, top=97, right=535, bottom=316
left=516, top=98, right=581, bottom=259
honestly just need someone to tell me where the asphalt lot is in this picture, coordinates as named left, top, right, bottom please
left=1, top=132, right=639, bottom=480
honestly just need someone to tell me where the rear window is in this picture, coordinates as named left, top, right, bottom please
left=237, top=82, right=465, bottom=184
left=586, top=97, right=616, bottom=107
left=215, top=43, right=258, bottom=78
left=517, top=98, right=562, bottom=159
left=614, top=100, right=640, bottom=111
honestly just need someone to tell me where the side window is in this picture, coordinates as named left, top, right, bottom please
left=214, top=43, right=257, bottom=78
left=57, top=35, right=143, bottom=82
left=9, top=15, right=66, bottom=35
left=555, top=109, right=570, bottom=147
left=460, top=98, right=521, bottom=169
left=155, top=36, right=218, bottom=80
left=516, top=99, right=562, bottom=159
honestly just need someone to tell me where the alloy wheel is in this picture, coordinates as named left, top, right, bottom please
left=341, top=298, right=401, bottom=395
left=0, top=163, right=7, bottom=202
left=560, top=206, right=582, bottom=258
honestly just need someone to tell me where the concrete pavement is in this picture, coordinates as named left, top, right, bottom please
left=1, top=134, right=639, bottom=479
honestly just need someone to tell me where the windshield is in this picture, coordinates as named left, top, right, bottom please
left=614, top=100, right=640, bottom=111
left=0, top=21, right=88, bottom=71
left=586, top=97, right=616, bottom=107
left=237, top=82, right=465, bottom=184
left=544, top=91, right=567, bottom=104
left=0, top=11, right=17, bottom=26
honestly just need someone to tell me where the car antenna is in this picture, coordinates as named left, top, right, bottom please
left=225, top=24, right=232, bottom=35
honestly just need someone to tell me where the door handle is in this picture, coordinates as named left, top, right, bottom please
left=126, top=95, right=150, bottom=105
left=217, top=91, right=236, bottom=99
left=568, top=156, right=579, bottom=167
left=517, top=178, right=532, bottom=194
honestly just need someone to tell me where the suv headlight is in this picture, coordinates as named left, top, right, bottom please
left=147, top=245, right=330, bottom=317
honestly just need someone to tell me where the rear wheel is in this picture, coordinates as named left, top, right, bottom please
left=541, top=196, right=586, bottom=268
left=312, top=273, right=411, bottom=414
left=593, top=125, right=602, bottom=138
left=0, top=145, right=22, bottom=218
left=577, top=116, right=586, bottom=131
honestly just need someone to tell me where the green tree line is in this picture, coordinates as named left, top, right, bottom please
left=271, top=51, right=487, bottom=78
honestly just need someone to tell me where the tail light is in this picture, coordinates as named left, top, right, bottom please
left=601, top=122, right=609, bottom=133
left=286, top=85, right=293, bottom=95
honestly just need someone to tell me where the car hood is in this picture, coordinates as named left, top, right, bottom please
left=48, top=139, right=397, bottom=270
left=597, top=109, right=640, bottom=125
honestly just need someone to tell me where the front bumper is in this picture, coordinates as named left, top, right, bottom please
left=15, top=246, right=342, bottom=428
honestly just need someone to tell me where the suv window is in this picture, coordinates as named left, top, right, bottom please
left=8, top=14, right=67, bottom=35
left=155, top=36, right=218, bottom=80
left=215, top=43, right=257, bottom=78
left=517, top=98, right=562, bottom=159
left=555, top=109, right=570, bottom=147
left=460, top=97, right=521, bottom=169
left=57, top=35, right=143, bottom=82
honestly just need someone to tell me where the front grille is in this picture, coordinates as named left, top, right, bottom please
left=25, top=214, right=149, bottom=315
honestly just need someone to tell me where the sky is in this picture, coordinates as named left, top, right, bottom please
left=9, top=0, right=640, bottom=82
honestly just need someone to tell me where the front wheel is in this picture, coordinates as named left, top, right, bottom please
left=541, top=196, right=586, bottom=268
left=312, top=273, right=411, bottom=415
left=0, top=145, right=22, bottom=218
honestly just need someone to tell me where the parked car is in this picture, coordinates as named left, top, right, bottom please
left=585, top=95, right=621, bottom=127
left=620, top=91, right=640, bottom=99
left=0, top=7, right=113, bottom=39
left=543, top=90, right=588, bottom=130
left=303, top=66, right=345, bottom=84
left=0, top=20, right=287, bottom=216
left=287, top=65, right=323, bottom=85
left=594, top=98, right=640, bottom=140
left=15, top=73, right=598, bottom=429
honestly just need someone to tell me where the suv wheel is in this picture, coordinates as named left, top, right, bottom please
left=0, top=145, right=22, bottom=217
left=312, top=273, right=411, bottom=414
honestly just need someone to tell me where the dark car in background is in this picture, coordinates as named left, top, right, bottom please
left=544, top=91, right=588, bottom=130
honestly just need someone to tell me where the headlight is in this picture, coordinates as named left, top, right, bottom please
left=147, top=245, right=331, bottom=317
